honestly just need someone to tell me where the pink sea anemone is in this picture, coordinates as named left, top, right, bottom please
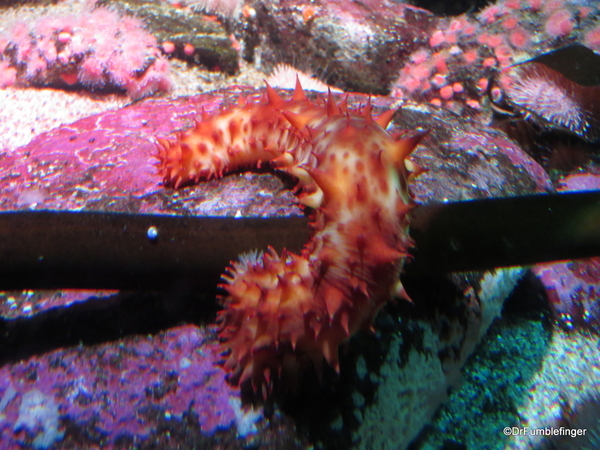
left=0, top=6, right=171, bottom=99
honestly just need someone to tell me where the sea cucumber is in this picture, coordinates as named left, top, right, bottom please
left=155, top=81, right=425, bottom=395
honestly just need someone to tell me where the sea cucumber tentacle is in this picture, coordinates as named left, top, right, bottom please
left=155, top=81, right=425, bottom=395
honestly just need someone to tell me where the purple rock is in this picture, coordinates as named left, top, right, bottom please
left=393, top=104, right=552, bottom=203
left=558, top=172, right=600, bottom=192
left=533, top=258, right=600, bottom=332
left=0, top=87, right=301, bottom=217
left=0, top=325, right=258, bottom=449
left=532, top=172, right=600, bottom=332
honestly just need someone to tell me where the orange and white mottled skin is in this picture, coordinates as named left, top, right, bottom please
left=155, top=80, right=424, bottom=395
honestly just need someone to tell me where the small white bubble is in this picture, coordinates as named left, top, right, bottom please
left=147, top=226, right=159, bottom=241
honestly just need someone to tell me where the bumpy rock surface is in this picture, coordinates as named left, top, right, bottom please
left=239, top=0, right=436, bottom=94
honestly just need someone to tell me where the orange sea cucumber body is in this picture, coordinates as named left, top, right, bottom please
left=155, top=82, right=424, bottom=394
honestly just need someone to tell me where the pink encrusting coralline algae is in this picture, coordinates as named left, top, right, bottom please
left=0, top=325, right=261, bottom=449
left=0, top=6, right=172, bottom=99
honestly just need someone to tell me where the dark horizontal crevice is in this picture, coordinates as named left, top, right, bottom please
left=0, top=277, right=220, bottom=365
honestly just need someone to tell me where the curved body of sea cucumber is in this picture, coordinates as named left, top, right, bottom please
left=155, top=81, right=424, bottom=394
